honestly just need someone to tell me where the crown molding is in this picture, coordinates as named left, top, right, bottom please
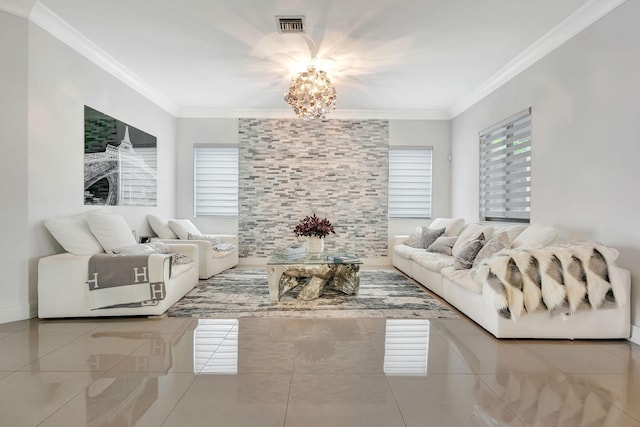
left=449, top=0, right=629, bottom=118
left=29, top=1, right=179, bottom=116
left=178, top=107, right=451, bottom=120
left=0, top=0, right=34, bottom=18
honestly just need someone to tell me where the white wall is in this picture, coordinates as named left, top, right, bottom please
left=26, top=23, right=178, bottom=319
left=450, top=1, right=640, bottom=333
left=0, top=11, right=30, bottom=322
left=388, top=120, right=451, bottom=238
left=175, top=118, right=239, bottom=234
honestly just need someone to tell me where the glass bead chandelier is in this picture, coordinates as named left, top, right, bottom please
left=284, top=65, right=336, bottom=121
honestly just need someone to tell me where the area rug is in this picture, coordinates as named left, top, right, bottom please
left=166, top=269, right=460, bottom=319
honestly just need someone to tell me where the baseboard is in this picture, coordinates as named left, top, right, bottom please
left=0, top=302, right=36, bottom=324
left=629, top=324, right=640, bottom=345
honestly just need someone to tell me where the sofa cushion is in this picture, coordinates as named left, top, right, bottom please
left=168, top=219, right=201, bottom=240
left=427, top=236, right=458, bottom=255
left=412, top=251, right=455, bottom=272
left=429, top=218, right=465, bottom=237
left=454, top=235, right=486, bottom=270
left=44, top=213, right=104, bottom=256
left=452, top=224, right=493, bottom=258
left=511, top=223, right=559, bottom=248
left=86, top=211, right=137, bottom=254
left=394, top=244, right=426, bottom=260
left=441, top=267, right=482, bottom=294
left=147, top=214, right=178, bottom=239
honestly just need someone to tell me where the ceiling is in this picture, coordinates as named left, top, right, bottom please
left=5, top=0, right=626, bottom=118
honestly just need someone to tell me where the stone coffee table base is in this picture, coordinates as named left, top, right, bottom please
left=267, top=264, right=360, bottom=301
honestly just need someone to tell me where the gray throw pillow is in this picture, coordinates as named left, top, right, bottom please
left=421, top=227, right=446, bottom=249
left=472, top=231, right=510, bottom=268
left=454, top=234, right=486, bottom=270
left=427, top=236, right=458, bottom=255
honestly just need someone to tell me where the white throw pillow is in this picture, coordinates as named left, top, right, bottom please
left=511, top=223, right=559, bottom=248
left=147, top=214, right=178, bottom=239
left=494, top=224, right=527, bottom=243
left=86, top=211, right=137, bottom=254
left=428, top=218, right=465, bottom=237
left=451, top=223, right=494, bottom=258
left=168, top=219, right=201, bottom=240
left=44, top=214, right=104, bottom=255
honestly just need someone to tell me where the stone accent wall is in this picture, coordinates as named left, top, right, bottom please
left=238, top=119, right=389, bottom=258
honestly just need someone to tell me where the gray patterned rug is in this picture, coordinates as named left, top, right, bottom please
left=166, top=269, right=460, bottom=319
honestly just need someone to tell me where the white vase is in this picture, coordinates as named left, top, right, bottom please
left=307, top=236, right=325, bottom=253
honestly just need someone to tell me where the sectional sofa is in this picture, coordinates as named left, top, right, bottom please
left=392, top=218, right=631, bottom=339
left=147, top=215, right=239, bottom=279
left=38, top=211, right=200, bottom=318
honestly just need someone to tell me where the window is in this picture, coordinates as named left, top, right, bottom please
left=388, top=147, right=433, bottom=218
left=194, top=145, right=238, bottom=216
left=479, top=108, right=531, bottom=222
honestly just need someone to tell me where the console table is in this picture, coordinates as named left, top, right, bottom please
left=266, top=252, right=362, bottom=301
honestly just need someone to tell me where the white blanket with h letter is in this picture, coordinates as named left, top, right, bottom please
left=87, top=254, right=171, bottom=309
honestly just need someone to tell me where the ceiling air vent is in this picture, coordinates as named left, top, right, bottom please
left=277, top=16, right=305, bottom=33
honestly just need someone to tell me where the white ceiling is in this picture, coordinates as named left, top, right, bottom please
left=4, top=0, right=627, bottom=117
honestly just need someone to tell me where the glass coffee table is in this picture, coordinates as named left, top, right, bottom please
left=266, top=251, right=362, bottom=301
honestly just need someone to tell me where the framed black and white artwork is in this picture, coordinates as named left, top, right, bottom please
left=84, top=106, right=157, bottom=206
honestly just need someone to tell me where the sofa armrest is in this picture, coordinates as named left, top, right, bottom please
left=166, top=243, right=199, bottom=261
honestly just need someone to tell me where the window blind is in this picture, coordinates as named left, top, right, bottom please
left=479, top=108, right=531, bottom=222
left=194, top=145, right=238, bottom=216
left=388, top=147, right=433, bottom=218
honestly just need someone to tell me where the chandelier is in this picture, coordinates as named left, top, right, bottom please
left=284, top=65, right=337, bottom=121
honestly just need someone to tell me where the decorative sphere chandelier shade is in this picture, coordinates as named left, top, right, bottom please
left=284, top=65, right=337, bottom=121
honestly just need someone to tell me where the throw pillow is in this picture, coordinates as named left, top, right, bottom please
left=213, top=243, right=236, bottom=252
left=472, top=231, right=510, bottom=269
left=511, top=223, right=559, bottom=248
left=188, top=232, right=222, bottom=246
left=427, top=236, right=458, bottom=256
left=403, top=227, right=424, bottom=248
left=147, top=214, right=178, bottom=239
left=86, top=211, right=137, bottom=254
left=168, top=219, right=201, bottom=240
left=451, top=224, right=494, bottom=259
left=428, top=218, right=465, bottom=237
left=454, top=234, right=486, bottom=270
left=171, top=253, right=194, bottom=265
left=44, top=213, right=104, bottom=256
left=421, top=227, right=446, bottom=249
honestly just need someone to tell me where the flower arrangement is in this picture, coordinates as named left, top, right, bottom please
left=293, top=213, right=336, bottom=238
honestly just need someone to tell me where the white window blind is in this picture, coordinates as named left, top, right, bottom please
left=388, top=147, right=433, bottom=218
left=479, top=108, right=531, bottom=222
left=194, top=145, right=238, bottom=216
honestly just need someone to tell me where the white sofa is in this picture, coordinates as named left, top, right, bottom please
left=38, top=243, right=199, bottom=318
left=392, top=219, right=631, bottom=339
left=147, top=215, right=239, bottom=279
left=152, top=236, right=238, bottom=279
left=39, top=210, right=200, bottom=318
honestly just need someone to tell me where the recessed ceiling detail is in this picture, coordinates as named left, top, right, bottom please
left=276, top=16, right=305, bottom=33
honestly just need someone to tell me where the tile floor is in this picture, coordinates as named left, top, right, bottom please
left=1, top=310, right=639, bottom=425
